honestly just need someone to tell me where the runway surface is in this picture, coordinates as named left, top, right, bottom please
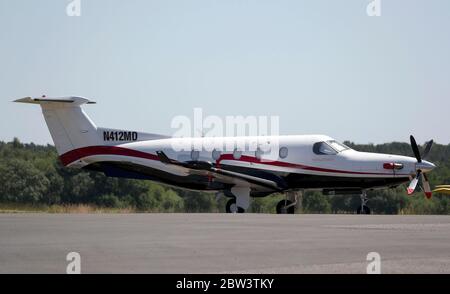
left=0, top=213, right=449, bottom=273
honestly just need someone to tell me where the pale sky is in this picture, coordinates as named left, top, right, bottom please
left=1, top=0, right=449, bottom=145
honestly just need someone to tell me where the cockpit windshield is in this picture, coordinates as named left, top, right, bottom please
left=313, top=140, right=350, bottom=155
left=327, top=140, right=349, bottom=152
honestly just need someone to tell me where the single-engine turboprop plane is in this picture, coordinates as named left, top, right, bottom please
left=15, top=96, right=436, bottom=214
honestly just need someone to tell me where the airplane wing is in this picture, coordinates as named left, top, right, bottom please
left=156, top=151, right=287, bottom=192
left=209, top=167, right=286, bottom=191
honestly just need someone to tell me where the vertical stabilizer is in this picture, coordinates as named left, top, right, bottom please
left=14, top=96, right=101, bottom=155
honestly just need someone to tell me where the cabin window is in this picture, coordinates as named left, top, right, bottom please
left=212, top=149, right=221, bottom=160
left=255, top=147, right=263, bottom=160
left=279, top=147, right=288, bottom=159
left=191, top=150, right=200, bottom=160
left=233, top=149, right=242, bottom=160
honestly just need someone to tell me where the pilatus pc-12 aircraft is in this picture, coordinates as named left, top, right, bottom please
left=15, top=96, right=436, bottom=214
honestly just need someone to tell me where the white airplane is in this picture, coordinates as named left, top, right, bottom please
left=15, top=96, right=436, bottom=214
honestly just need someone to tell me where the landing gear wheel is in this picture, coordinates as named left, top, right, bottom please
left=356, top=205, right=371, bottom=215
left=276, top=199, right=295, bottom=214
left=226, top=199, right=245, bottom=213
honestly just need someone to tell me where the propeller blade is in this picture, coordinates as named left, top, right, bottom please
left=421, top=173, right=432, bottom=199
left=407, top=171, right=421, bottom=195
left=422, top=140, right=434, bottom=160
left=410, top=135, right=422, bottom=163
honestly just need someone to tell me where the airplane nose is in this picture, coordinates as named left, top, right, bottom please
left=416, top=160, right=436, bottom=173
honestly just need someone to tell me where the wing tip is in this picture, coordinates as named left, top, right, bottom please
left=13, top=97, right=35, bottom=104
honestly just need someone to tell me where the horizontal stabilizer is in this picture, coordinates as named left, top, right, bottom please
left=14, top=96, right=96, bottom=106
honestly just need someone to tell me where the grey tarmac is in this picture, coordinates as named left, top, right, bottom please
left=0, top=213, right=449, bottom=273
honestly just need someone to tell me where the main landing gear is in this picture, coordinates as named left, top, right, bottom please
left=356, top=192, right=371, bottom=214
left=222, top=188, right=301, bottom=214
left=225, top=198, right=245, bottom=213
left=224, top=186, right=250, bottom=213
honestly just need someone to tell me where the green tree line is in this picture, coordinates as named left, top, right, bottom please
left=0, top=138, right=449, bottom=214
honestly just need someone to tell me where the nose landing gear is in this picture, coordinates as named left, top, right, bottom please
left=276, top=191, right=301, bottom=214
left=356, top=191, right=371, bottom=214
left=276, top=199, right=295, bottom=214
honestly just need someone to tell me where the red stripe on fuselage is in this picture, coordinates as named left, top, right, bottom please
left=215, top=154, right=401, bottom=176
left=59, top=146, right=407, bottom=176
left=59, top=145, right=159, bottom=166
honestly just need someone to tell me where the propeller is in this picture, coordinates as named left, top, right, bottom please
left=407, top=136, right=434, bottom=199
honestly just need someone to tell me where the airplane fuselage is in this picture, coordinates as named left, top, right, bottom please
left=60, top=135, right=433, bottom=196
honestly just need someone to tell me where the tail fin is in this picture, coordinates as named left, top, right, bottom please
left=14, top=96, right=101, bottom=155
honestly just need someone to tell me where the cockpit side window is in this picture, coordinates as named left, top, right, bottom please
left=313, top=140, right=351, bottom=155
left=313, top=142, right=337, bottom=155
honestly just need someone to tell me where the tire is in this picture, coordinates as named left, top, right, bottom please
left=226, top=199, right=245, bottom=213
left=356, top=205, right=371, bottom=215
left=276, top=200, right=295, bottom=214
